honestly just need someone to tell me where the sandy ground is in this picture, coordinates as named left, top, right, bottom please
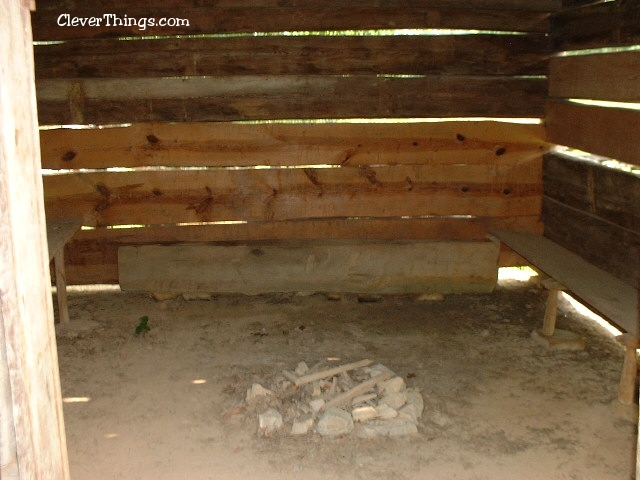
left=54, top=273, right=638, bottom=480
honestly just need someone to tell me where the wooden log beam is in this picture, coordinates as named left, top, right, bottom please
left=31, top=2, right=559, bottom=41
left=0, top=0, right=69, bottom=478
left=549, top=51, right=640, bottom=103
left=546, top=100, right=640, bottom=167
left=118, top=240, right=501, bottom=295
left=39, top=121, right=547, bottom=170
left=34, top=35, right=549, bottom=79
left=36, top=76, right=547, bottom=124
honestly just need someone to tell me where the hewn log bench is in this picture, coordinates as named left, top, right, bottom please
left=46, top=217, right=83, bottom=324
left=490, top=228, right=639, bottom=404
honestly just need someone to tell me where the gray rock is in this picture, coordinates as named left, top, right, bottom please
left=379, top=391, right=407, bottom=410
left=398, top=404, right=420, bottom=424
left=291, top=415, right=314, bottom=435
left=309, top=398, right=325, bottom=413
left=375, top=404, right=398, bottom=420
left=316, top=407, right=354, bottom=436
left=380, top=376, right=406, bottom=394
left=258, top=408, right=283, bottom=434
left=352, top=406, right=378, bottom=422
left=246, top=383, right=274, bottom=403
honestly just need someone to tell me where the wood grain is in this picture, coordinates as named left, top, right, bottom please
left=545, top=100, right=640, bottom=166
left=543, top=152, right=640, bottom=231
left=551, top=0, right=640, bottom=51
left=117, top=240, right=501, bottom=295
left=31, top=2, right=558, bottom=41
left=39, top=121, right=547, bottom=170
left=491, top=227, right=638, bottom=333
left=36, top=75, right=547, bottom=124
left=549, top=51, right=640, bottom=102
left=0, top=0, right=69, bottom=478
left=54, top=214, right=542, bottom=284
left=34, top=35, right=549, bottom=79
left=542, top=197, right=640, bottom=289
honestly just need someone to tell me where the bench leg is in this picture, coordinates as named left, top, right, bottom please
left=617, top=334, right=639, bottom=405
left=542, top=287, right=560, bottom=337
left=53, top=250, right=70, bottom=324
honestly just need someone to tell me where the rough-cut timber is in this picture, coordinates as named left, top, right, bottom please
left=39, top=121, right=547, bottom=170
left=546, top=101, right=640, bottom=167
left=31, top=1, right=560, bottom=41
left=57, top=215, right=542, bottom=285
left=552, top=0, right=640, bottom=51
left=118, top=240, right=500, bottom=295
left=543, top=197, right=640, bottom=289
left=549, top=51, right=640, bottom=102
left=36, top=76, right=547, bottom=124
left=35, top=35, right=549, bottom=79
left=0, top=0, right=69, bottom=478
left=43, top=165, right=541, bottom=227
left=544, top=152, right=640, bottom=232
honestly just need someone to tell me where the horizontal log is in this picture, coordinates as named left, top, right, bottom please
left=31, top=3, right=559, bottom=41
left=543, top=196, right=640, bottom=288
left=57, top=215, right=542, bottom=284
left=40, top=121, right=547, bottom=170
left=117, top=240, right=501, bottom=294
left=42, top=160, right=542, bottom=226
left=545, top=100, right=640, bottom=166
left=36, top=76, right=547, bottom=124
left=549, top=51, right=640, bottom=102
left=43, top=161, right=542, bottom=198
left=44, top=189, right=542, bottom=227
left=32, top=0, right=561, bottom=11
left=543, top=152, right=640, bottom=231
left=34, top=35, right=549, bottom=79
left=551, top=0, right=640, bottom=51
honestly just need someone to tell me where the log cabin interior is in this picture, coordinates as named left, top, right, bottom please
left=1, top=0, right=639, bottom=478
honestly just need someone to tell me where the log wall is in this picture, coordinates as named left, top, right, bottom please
left=545, top=0, right=640, bottom=288
left=34, top=1, right=555, bottom=284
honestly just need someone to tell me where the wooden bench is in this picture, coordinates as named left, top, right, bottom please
left=46, top=217, right=83, bottom=324
left=490, top=228, right=639, bottom=404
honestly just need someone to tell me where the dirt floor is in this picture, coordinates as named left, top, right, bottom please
left=54, top=271, right=638, bottom=480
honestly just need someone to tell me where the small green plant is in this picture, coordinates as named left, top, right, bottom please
left=135, top=316, right=150, bottom=336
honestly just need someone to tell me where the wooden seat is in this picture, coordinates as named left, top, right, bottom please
left=490, top=228, right=639, bottom=404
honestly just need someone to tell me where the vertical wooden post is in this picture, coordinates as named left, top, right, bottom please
left=542, top=288, right=560, bottom=336
left=0, top=1, right=70, bottom=479
left=54, top=252, right=70, bottom=324
left=541, top=278, right=564, bottom=337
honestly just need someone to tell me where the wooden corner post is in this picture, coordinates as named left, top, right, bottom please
left=0, top=1, right=70, bottom=479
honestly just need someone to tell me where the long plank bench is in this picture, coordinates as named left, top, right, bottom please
left=490, top=228, right=639, bottom=404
